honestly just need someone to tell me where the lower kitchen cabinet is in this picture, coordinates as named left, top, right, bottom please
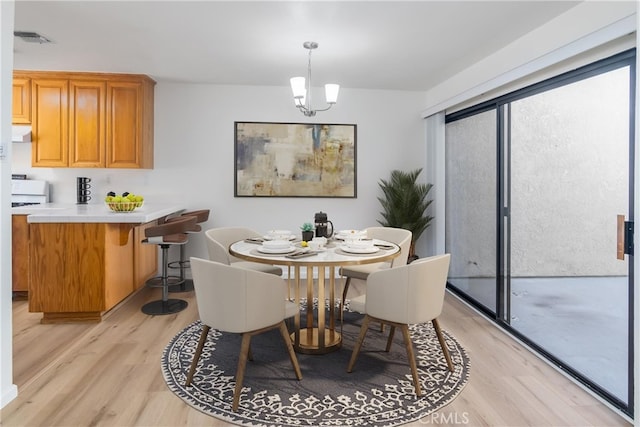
left=27, top=220, right=157, bottom=323
left=133, top=221, right=158, bottom=291
left=12, top=215, right=29, bottom=293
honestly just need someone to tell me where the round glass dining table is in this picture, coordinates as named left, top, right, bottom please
left=229, top=238, right=400, bottom=355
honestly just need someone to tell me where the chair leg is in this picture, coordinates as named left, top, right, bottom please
left=279, top=321, right=302, bottom=380
left=185, top=325, right=210, bottom=386
left=347, top=315, right=371, bottom=372
left=340, top=277, right=352, bottom=323
left=400, top=324, right=422, bottom=397
left=232, top=333, right=252, bottom=412
left=385, top=325, right=396, bottom=352
left=432, top=318, right=454, bottom=372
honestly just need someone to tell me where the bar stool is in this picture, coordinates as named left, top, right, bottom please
left=166, top=209, right=211, bottom=293
left=141, top=215, right=198, bottom=315
left=144, top=211, right=188, bottom=290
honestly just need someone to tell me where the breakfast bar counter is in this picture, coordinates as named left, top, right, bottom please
left=16, top=203, right=186, bottom=323
left=13, top=202, right=183, bottom=223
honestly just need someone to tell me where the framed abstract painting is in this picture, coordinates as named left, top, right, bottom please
left=234, top=121, right=357, bottom=197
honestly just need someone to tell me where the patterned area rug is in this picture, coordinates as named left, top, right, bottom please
left=162, top=307, right=470, bottom=426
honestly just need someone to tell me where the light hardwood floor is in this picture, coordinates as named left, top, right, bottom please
left=2, top=281, right=632, bottom=427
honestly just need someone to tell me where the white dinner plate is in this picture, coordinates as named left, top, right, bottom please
left=341, top=245, right=379, bottom=254
left=335, top=231, right=366, bottom=240
left=257, top=246, right=296, bottom=254
left=263, top=234, right=297, bottom=241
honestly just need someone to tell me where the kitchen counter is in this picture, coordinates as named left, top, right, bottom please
left=12, top=203, right=184, bottom=223
left=15, top=203, right=187, bottom=323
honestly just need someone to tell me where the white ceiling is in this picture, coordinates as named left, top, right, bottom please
left=13, top=1, right=581, bottom=91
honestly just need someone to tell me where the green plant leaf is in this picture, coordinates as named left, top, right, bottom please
left=377, top=168, right=434, bottom=257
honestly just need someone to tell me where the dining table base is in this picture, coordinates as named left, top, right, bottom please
left=292, top=328, right=342, bottom=355
left=290, top=265, right=342, bottom=355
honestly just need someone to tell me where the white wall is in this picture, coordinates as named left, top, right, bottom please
left=0, top=0, right=17, bottom=409
left=421, top=1, right=637, bottom=116
left=11, top=83, right=428, bottom=262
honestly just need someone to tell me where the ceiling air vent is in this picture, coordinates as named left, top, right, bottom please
left=14, top=31, right=51, bottom=44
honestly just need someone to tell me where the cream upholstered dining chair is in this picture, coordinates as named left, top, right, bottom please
left=339, top=227, right=412, bottom=313
left=346, top=254, right=453, bottom=397
left=205, top=227, right=282, bottom=275
left=186, top=257, right=302, bottom=412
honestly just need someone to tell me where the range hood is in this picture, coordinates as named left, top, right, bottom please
left=12, top=125, right=32, bottom=143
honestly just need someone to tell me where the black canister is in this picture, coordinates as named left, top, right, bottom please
left=76, top=177, right=92, bottom=204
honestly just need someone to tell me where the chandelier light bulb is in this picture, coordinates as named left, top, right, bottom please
left=290, top=77, right=306, bottom=99
left=325, top=84, right=340, bottom=104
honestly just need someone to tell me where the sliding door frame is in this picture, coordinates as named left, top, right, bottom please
left=445, top=48, right=636, bottom=416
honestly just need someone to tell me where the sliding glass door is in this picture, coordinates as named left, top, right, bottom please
left=445, top=109, right=498, bottom=313
left=444, top=49, right=635, bottom=414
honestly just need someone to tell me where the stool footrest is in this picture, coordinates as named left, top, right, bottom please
left=146, top=275, right=185, bottom=288
left=168, top=260, right=190, bottom=269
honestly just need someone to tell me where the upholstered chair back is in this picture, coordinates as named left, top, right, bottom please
left=205, top=227, right=263, bottom=263
left=204, top=231, right=232, bottom=264
left=364, top=226, right=412, bottom=266
left=190, top=257, right=288, bottom=333
left=365, top=254, right=451, bottom=325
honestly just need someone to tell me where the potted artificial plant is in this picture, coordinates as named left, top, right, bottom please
left=377, top=168, right=434, bottom=262
left=301, top=222, right=315, bottom=242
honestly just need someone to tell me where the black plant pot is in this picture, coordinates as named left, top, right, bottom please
left=302, top=231, right=314, bottom=242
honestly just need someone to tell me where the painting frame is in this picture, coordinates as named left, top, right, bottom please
left=234, top=121, right=357, bottom=198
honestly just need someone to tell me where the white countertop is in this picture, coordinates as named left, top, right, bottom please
left=13, top=203, right=185, bottom=224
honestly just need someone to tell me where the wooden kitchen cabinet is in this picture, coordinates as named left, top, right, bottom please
left=31, top=78, right=69, bottom=167
left=17, top=70, right=155, bottom=169
left=28, top=221, right=158, bottom=323
left=12, top=76, right=31, bottom=124
left=133, top=220, right=159, bottom=291
left=106, top=79, right=155, bottom=168
left=12, top=215, right=29, bottom=293
left=69, top=80, right=106, bottom=167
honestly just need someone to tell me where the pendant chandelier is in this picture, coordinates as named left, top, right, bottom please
left=290, top=41, right=339, bottom=117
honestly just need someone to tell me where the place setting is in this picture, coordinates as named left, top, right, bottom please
left=334, top=230, right=397, bottom=256
left=251, top=239, right=297, bottom=256
left=264, top=229, right=297, bottom=241
left=247, top=230, right=325, bottom=259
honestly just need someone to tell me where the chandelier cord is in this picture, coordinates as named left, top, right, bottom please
left=306, top=48, right=313, bottom=111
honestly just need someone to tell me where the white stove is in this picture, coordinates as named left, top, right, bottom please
left=11, top=179, right=49, bottom=207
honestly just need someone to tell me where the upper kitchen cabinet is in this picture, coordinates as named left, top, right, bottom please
left=18, top=71, right=155, bottom=169
left=31, top=77, right=69, bottom=167
left=106, top=79, right=154, bottom=168
left=12, top=75, right=31, bottom=124
left=70, top=80, right=106, bottom=167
